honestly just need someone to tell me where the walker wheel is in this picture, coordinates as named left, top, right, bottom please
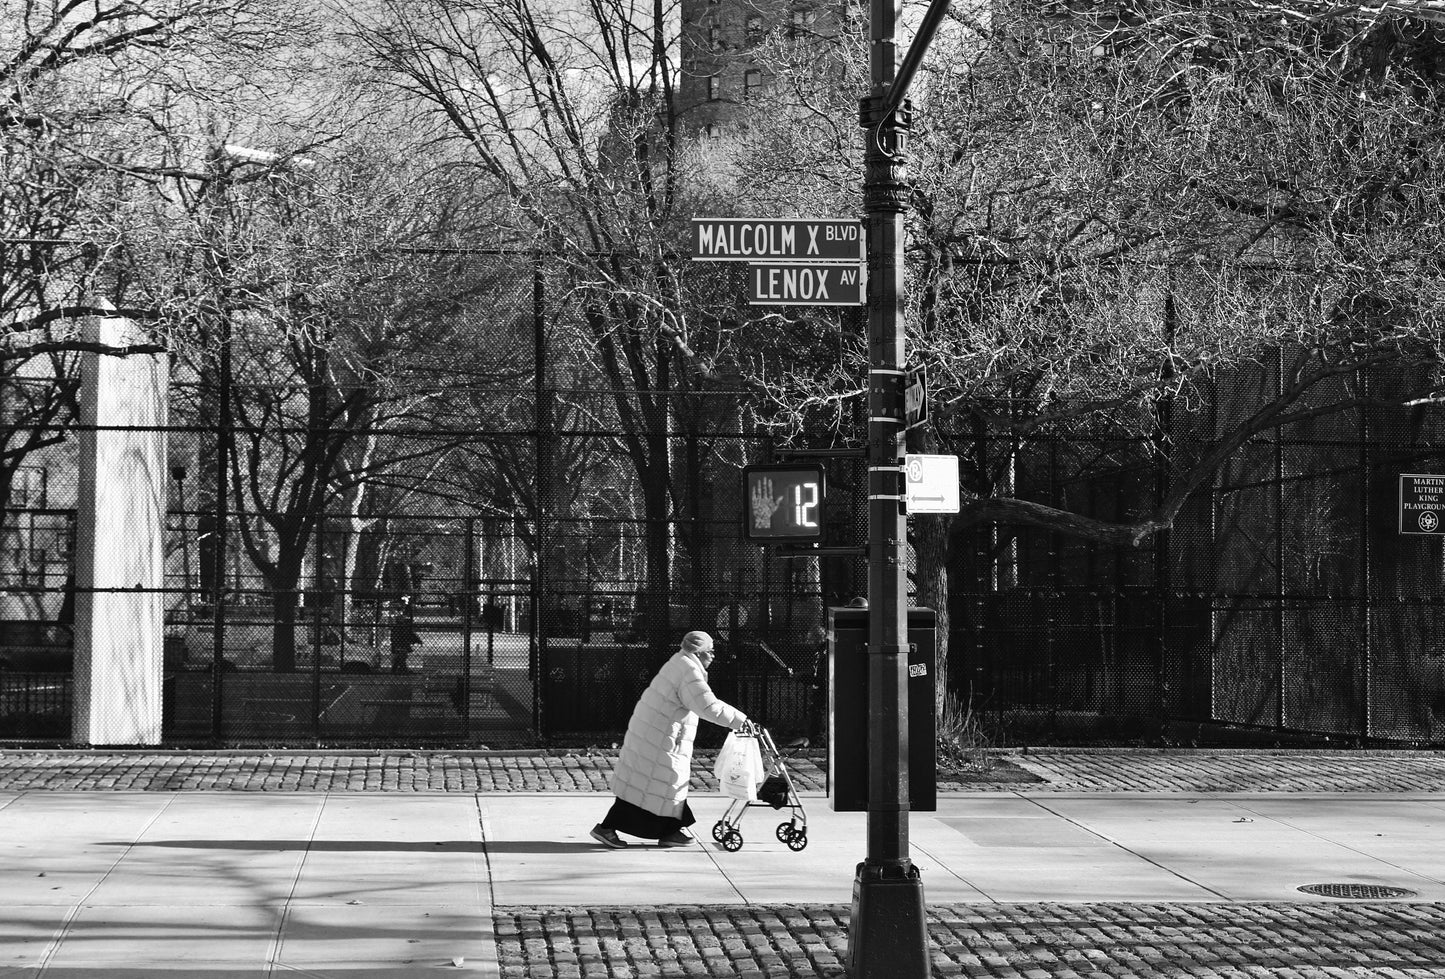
left=711, top=820, right=727, bottom=842
left=775, top=822, right=794, bottom=843
left=721, top=829, right=744, bottom=852
left=786, top=830, right=808, bottom=852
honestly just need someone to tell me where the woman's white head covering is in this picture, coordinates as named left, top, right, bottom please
left=680, top=630, right=714, bottom=655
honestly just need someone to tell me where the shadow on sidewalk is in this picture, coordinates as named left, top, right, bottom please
left=106, top=839, right=602, bottom=854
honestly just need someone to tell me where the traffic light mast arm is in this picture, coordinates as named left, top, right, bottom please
left=881, top=0, right=954, bottom=117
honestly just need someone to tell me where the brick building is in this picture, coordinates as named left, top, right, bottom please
left=677, top=0, right=855, bottom=136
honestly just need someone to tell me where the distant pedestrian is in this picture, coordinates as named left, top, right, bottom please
left=591, top=630, right=750, bottom=849
left=802, top=623, right=828, bottom=741
left=389, top=597, right=422, bottom=674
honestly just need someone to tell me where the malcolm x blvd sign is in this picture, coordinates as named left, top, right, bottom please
left=692, top=218, right=864, bottom=263
left=693, top=218, right=866, bottom=307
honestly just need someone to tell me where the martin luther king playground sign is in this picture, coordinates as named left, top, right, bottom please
left=1400, top=473, right=1445, bottom=534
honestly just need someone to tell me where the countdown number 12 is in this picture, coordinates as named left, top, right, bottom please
left=793, top=482, right=819, bottom=528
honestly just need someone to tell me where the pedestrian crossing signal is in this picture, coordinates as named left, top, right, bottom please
left=743, top=465, right=826, bottom=541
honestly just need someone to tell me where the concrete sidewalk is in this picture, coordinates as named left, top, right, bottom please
left=484, top=792, right=1445, bottom=905
left=6, top=779, right=1445, bottom=977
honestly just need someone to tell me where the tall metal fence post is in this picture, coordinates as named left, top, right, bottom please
left=1046, top=596, right=1057, bottom=735
left=462, top=516, right=475, bottom=740
left=1207, top=379, right=1220, bottom=724
left=488, top=583, right=496, bottom=667
left=1154, top=312, right=1173, bottom=734
left=1360, top=368, right=1372, bottom=742
left=1275, top=348, right=1286, bottom=732
left=311, top=517, right=324, bottom=744
left=533, top=253, right=550, bottom=737
left=530, top=574, right=542, bottom=733
left=210, top=305, right=232, bottom=744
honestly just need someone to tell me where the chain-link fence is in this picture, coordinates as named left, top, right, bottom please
left=0, top=254, right=843, bottom=745
left=5, top=253, right=1445, bottom=746
left=950, top=353, right=1445, bottom=745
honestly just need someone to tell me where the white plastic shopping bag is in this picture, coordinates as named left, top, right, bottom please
left=713, top=731, right=764, bottom=801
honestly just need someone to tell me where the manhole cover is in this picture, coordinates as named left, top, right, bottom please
left=1297, top=883, right=1417, bottom=899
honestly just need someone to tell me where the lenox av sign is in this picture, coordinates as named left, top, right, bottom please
left=749, top=263, right=864, bottom=306
left=692, top=218, right=863, bottom=263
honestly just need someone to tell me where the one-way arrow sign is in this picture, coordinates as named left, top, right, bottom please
left=904, top=365, right=927, bottom=430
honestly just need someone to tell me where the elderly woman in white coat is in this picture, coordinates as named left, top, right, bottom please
left=591, top=630, right=749, bottom=848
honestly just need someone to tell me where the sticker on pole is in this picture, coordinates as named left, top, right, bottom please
left=904, top=454, right=959, bottom=514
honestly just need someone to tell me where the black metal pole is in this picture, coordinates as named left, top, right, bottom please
left=533, top=256, right=549, bottom=735
left=1359, top=369, right=1371, bottom=742
left=210, top=307, right=230, bottom=743
left=462, top=516, right=475, bottom=739
left=204, top=146, right=236, bottom=744
left=847, top=0, right=931, bottom=973
left=312, top=521, right=323, bottom=745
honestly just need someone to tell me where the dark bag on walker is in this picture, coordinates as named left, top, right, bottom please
left=756, top=774, right=789, bottom=809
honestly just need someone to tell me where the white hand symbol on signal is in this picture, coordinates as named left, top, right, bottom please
left=751, top=477, right=785, bottom=529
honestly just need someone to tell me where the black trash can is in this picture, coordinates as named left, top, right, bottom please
left=828, top=606, right=936, bottom=812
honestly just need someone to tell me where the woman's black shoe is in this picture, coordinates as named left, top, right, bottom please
left=590, top=825, right=628, bottom=848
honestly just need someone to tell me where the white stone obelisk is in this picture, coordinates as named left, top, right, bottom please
left=72, top=303, right=168, bottom=744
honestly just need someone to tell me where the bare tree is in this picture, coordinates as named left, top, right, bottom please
left=719, top=0, right=1445, bottom=716
left=0, top=0, right=320, bottom=509
left=349, top=0, right=742, bottom=652
left=144, top=137, right=523, bottom=670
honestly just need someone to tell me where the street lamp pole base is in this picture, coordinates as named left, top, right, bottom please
left=846, top=860, right=928, bottom=978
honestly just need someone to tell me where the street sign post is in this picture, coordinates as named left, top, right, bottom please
left=850, top=0, right=954, bottom=975
left=692, top=218, right=864, bottom=263
left=748, top=263, right=864, bottom=305
left=904, top=454, right=959, bottom=514
left=1400, top=474, right=1445, bottom=534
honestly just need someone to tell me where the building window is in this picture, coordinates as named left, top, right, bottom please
left=708, top=75, right=720, bottom=101
left=744, top=69, right=762, bottom=98
left=789, top=10, right=812, bottom=36
left=746, top=15, right=763, bottom=43
left=709, top=23, right=721, bottom=50
left=706, top=123, right=723, bottom=139
left=11, top=467, right=46, bottom=507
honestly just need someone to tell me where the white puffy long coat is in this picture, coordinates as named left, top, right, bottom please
left=610, top=650, right=746, bottom=817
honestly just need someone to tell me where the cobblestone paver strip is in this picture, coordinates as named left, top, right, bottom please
left=494, top=902, right=1445, bottom=978
left=0, top=751, right=625, bottom=792
left=0, top=748, right=1443, bottom=792
left=0, top=751, right=1039, bottom=792
left=0, top=750, right=828, bottom=793
left=1011, top=749, right=1445, bottom=793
